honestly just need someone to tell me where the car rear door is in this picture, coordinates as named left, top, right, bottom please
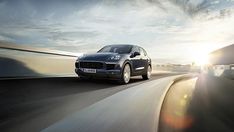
left=139, top=47, right=149, bottom=73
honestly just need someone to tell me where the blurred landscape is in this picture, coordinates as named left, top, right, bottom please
left=152, top=63, right=200, bottom=74
left=0, top=47, right=77, bottom=78
left=1, top=42, right=234, bottom=80
left=0, top=46, right=200, bottom=78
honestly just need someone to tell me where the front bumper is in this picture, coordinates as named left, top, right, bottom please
left=75, top=60, right=123, bottom=79
left=75, top=68, right=121, bottom=79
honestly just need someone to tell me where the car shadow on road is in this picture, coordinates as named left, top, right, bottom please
left=0, top=76, right=146, bottom=125
left=0, top=76, right=146, bottom=105
left=80, top=76, right=145, bottom=84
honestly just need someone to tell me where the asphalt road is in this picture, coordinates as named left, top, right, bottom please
left=0, top=73, right=180, bottom=132
left=2, top=73, right=232, bottom=132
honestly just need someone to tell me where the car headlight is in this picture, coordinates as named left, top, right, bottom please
left=110, top=55, right=121, bottom=60
left=76, top=57, right=81, bottom=61
left=77, top=54, right=85, bottom=61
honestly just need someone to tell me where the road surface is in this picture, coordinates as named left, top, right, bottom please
left=0, top=73, right=181, bottom=132
left=2, top=73, right=232, bottom=132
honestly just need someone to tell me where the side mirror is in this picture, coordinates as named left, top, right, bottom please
left=131, top=52, right=140, bottom=58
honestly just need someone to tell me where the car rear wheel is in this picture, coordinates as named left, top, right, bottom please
left=142, top=65, right=151, bottom=80
left=119, top=64, right=131, bottom=84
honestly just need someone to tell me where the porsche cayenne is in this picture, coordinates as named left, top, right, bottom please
left=75, top=44, right=152, bottom=84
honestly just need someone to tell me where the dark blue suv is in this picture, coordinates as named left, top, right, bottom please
left=75, top=44, right=152, bottom=84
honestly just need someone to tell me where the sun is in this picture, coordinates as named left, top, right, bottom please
left=190, top=47, right=211, bottom=66
left=192, top=53, right=209, bottom=66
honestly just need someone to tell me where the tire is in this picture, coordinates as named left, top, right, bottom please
left=142, top=65, right=152, bottom=80
left=118, top=64, right=131, bottom=84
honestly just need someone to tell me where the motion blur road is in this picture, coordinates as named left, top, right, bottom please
left=184, top=74, right=234, bottom=132
left=2, top=73, right=232, bottom=132
left=0, top=73, right=180, bottom=132
left=159, top=74, right=234, bottom=132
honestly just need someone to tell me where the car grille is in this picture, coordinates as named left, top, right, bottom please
left=106, top=64, right=116, bottom=70
left=79, top=62, right=104, bottom=69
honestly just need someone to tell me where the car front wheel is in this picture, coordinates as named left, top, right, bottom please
left=119, top=64, right=131, bottom=84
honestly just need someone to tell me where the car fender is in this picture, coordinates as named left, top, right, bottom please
left=121, top=60, right=133, bottom=75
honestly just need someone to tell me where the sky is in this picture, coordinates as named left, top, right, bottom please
left=0, top=0, right=234, bottom=64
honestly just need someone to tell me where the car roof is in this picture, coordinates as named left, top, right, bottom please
left=104, top=44, right=144, bottom=49
left=105, top=44, right=138, bottom=47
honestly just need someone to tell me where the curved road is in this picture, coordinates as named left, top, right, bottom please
left=2, top=73, right=231, bottom=132
left=0, top=73, right=181, bottom=132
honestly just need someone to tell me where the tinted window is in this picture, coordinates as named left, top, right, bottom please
left=98, top=45, right=132, bottom=54
left=139, top=47, right=147, bottom=56
left=142, top=48, right=147, bottom=56
left=131, top=46, right=140, bottom=53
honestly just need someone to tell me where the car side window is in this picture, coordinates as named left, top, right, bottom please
left=131, top=46, right=140, bottom=53
left=139, top=48, right=146, bottom=56
left=142, top=48, right=147, bottom=56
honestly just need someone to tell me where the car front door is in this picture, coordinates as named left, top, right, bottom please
left=130, top=46, right=142, bottom=75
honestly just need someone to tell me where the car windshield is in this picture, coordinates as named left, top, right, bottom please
left=98, top=45, right=132, bottom=54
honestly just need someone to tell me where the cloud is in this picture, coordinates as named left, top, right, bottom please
left=0, top=0, right=234, bottom=63
left=0, top=34, right=12, bottom=42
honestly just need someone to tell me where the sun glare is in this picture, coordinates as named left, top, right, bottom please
left=190, top=47, right=211, bottom=66
left=193, top=53, right=209, bottom=66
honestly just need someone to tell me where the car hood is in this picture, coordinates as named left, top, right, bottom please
left=79, top=53, right=120, bottom=61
